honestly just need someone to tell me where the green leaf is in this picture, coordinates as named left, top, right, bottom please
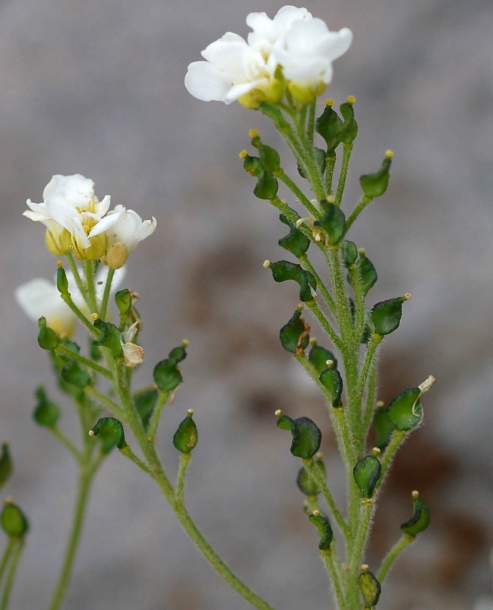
left=360, top=153, right=392, bottom=199
left=338, top=99, right=358, bottom=144
left=1, top=500, right=29, bottom=538
left=308, top=344, right=337, bottom=375
left=315, top=103, right=343, bottom=154
left=61, top=360, right=91, bottom=389
left=277, top=414, right=322, bottom=459
left=279, top=308, right=310, bottom=354
left=353, top=455, right=382, bottom=499
left=93, top=319, right=123, bottom=358
left=314, top=203, right=346, bottom=246
left=297, top=459, right=326, bottom=496
left=387, top=387, right=423, bottom=431
left=358, top=567, right=381, bottom=608
left=372, top=406, right=395, bottom=450
left=115, top=289, right=133, bottom=316
left=319, top=366, right=343, bottom=407
left=309, top=511, right=333, bottom=550
left=33, top=386, right=60, bottom=428
left=0, top=443, right=13, bottom=489
left=357, top=252, right=378, bottom=295
left=370, top=294, right=410, bottom=336
left=37, top=317, right=59, bottom=350
left=153, top=343, right=188, bottom=393
left=400, top=492, right=431, bottom=537
left=342, top=240, right=358, bottom=267
left=253, top=171, right=278, bottom=200
left=278, top=214, right=310, bottom=258
left=89, top=417, right=127, bottom=454
left=134, top=388, right=159, bottom=430
left=268, top=260, right=317, bottom=302
left=173, top=410, right=198, bottom=454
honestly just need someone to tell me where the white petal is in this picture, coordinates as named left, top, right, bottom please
left=185, top=61, right=232, bottom=102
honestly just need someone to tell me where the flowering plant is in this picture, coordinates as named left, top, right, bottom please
left=0, top=5, right=434, bottom=610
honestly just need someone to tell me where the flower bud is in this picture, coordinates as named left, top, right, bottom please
left=358, top=565, right=381, bottom=608
left=296, top=458, right=326, bottom=496
left=89, top=417, right=127, bottom=454
left=37, top=316, right=59, bottom=350
left=45, top=227, right=71, bottom=256
left=276, top=412, right=322, bottom=459
left=1, top=499, right=29, bottom=538
left=153, top=342, right=188, bottom=393
left=33, top=386, right=60, bottom=428
left=314, top=202, right=346, bottom=246
left=370, top=294, right=410, bottom=336
left=73, top=231, right=108, bottom=262
left=0, top=442, right=13, bottom=489
left=173, top=410, right=198, bottom=454
left=278, top=214, right=310, bottom=257
left=353, top=455, right=381, bottom=499
left=400, top=491, right=431, bottom=537
left=360, top=151, right=393, bottom=199
left=280, top=307, right=310, bottom=354
left=309, top=510, right=333, bottom=550
left=266, top=260, right=317, bottom=303
left=105, top=242, right=129, bottom=269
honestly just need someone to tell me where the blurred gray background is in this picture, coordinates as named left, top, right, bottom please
left=0, top=0, right=492, bottom=608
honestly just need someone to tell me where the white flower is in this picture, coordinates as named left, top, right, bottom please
left=185, top=6, right=352, bottom=107
left=272, top=18, right=352, bottom=101
left=15, top=267, right=126, bottom=336
left=24, top=174, right=122, bottom=259
left=101, top=205, right=157, bottom=269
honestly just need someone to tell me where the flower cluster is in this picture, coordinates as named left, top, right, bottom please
left=24, top=174, right=156, bottom=268
left=185, top=5, right=352, bottom=107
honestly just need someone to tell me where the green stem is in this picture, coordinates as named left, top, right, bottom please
left=344, top=195, right=373, bottom=234
left=120, top=445, right=153, bottom=476
left=348, top=265, right=365, bottom=341
left=305, top=300, right=342, bottom=352
left=306, top=101, right=316, bottom=145
left=320, top=549, right=348, bottom=610
left=0, top=539, right=15, bottom=585
left=85, top=386, right=125, bottom=419
left=83, top=261, right=98, bottom=314
left=64, top=253, right=85, bottom=301
left=362, top=364, right=378, bottom=439
left=303, top=459, right=349, bottom=537
left=276, top=171, right=320, bottom=217
left=0, top=539, right=24, bottom=610
left=48, top=458, right=102, bottom=610
left=349, top=500, right=374, bottom=573
left=60, top=293, right=97, bottom=335
left=334, top=144, right=353, bottom=208
left=377, top=534, right=414, bottom=584
left=55, top=345, right=113, bottom=380
left=175, top=453, right=192, bottom=503
left=299, top=255, right=336, bottom=316
left=147, top=391, right=170, bottom=441
left=324, top=155, right=336, bottom=196
left=49, top=427, right=82, bottom=461
left=99, top=267, right=116, bottom=320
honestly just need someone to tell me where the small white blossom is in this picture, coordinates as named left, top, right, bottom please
left=24, top=174, right=122, bottom=259
left=272, top=18, right=352, bottom=101
left=101, top=205, right=157, bottom=269
left=185, top=5, right=352, bottom=107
